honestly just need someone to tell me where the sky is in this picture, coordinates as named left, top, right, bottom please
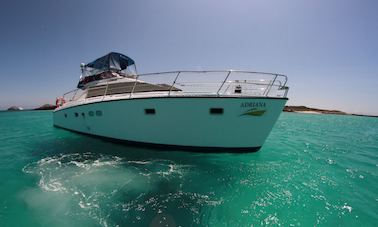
left=0, top=0, right=377, bottom=115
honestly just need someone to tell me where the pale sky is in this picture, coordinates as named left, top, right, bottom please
left=0, top=0, right=377, bottom=115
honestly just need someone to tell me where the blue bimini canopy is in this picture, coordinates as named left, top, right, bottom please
left=85, top=52, right=135, bottom=71
left=78, top=52, right=136, bottom=88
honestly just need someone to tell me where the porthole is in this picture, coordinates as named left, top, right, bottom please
left=210, top=108, right=223, bottom=114
left=64, top=114, right=67, bottom=118
left=74, top=113, right=79, bottom=117
left=81, top=112, right=85, bottom=117
left=89, top=111, right=94, bottom=117
left=96, top=110, right=103, bottom=116
left=145, top=108, right=156, bottom=115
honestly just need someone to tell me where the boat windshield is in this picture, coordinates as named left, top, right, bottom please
left=78, top=52, right=137, bottom=89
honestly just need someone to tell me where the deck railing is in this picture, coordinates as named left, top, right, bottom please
left=61, top=70, right=289, bottom=105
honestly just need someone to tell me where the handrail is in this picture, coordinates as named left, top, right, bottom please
left=63, top=89, right=77, bottom=98
left=138, top=70, right=286, bottom=78
left=136, top=70, right=288, bottom=92
left=59, top=70, right=289, bottom=107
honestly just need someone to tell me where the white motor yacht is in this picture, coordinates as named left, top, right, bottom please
left=53, top=52, right=289, bottom=152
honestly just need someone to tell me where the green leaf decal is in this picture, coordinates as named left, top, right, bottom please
left=241, top=108, right=266, bottom=116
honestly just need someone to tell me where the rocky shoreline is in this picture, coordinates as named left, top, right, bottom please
left=33, top=104, right=56, bottom=110
left=7, top=104, right=56, bottom=111
left=284, top=105, right=377, bottom=117
left=283, top=106, right=346, bottom=115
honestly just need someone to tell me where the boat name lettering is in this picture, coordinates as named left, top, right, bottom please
left=240, top=102, right=266, bottom=108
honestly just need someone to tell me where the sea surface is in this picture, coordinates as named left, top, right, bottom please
left=0, top=111, right=377, bottom=227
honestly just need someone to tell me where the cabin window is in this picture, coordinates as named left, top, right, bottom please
left=96, top=110, right=103, bottom=116
left=210, top=108, right=223, bottom=114
left=64, top=114, right=67, bottom=118
left=145, top=108, right=156, bottom=115
left=81, top=113, right=85, bottom=117
left=89, top=111, right=94, bottom=117
left=75, top=113, right=79, bottom=117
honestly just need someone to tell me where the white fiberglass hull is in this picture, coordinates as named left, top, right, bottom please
left=53, top=97, right=287, bottom=152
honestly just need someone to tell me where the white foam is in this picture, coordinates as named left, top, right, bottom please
left=70, top=161, right=87, bottom=169
left=128, top=160, right=152, bottom=165
left=342, top=204, right=352, bottom=213
left=39, top=178, right=66, bottom=192
left=326, top=159, right=335, bottom=165
left=263, top=213, right=279, bottom=225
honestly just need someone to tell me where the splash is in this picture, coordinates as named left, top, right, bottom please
left=22, top=152, right=221, bottom=226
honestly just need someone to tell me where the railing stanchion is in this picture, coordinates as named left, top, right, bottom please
left=169, top=72, right=181, bottom=96
left=130, top=74, right=140, bottom=98
left=265, top=74, right=277, bottom=97
left=284, top=87, right=289, bottom=97
left=71, top=89, right=78, bottom=101
left=102, top=81, right=109, bottom=101
left=217, top=71, right=232, bottom=96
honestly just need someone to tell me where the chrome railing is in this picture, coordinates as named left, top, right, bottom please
left=61, top=70, right=289, bottom=105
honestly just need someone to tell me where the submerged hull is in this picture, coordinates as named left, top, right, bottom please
left=53, top=97, right=287, bottom=152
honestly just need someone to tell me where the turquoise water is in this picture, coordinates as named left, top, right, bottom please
left=0, top=111, right=377, bottom=226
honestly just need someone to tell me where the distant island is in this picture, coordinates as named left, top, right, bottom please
left=7, top=106, right=24, bottom=111
left=283, top=106, right=346, bottom=115
left=6, top=104, right=56, bottom=111
left=284, top=105, right=377, bottom=117
left=34, top=104, right=56, bottom=110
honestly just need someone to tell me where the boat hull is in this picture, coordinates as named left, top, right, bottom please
left=53, top=97, right=287, bottom=152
